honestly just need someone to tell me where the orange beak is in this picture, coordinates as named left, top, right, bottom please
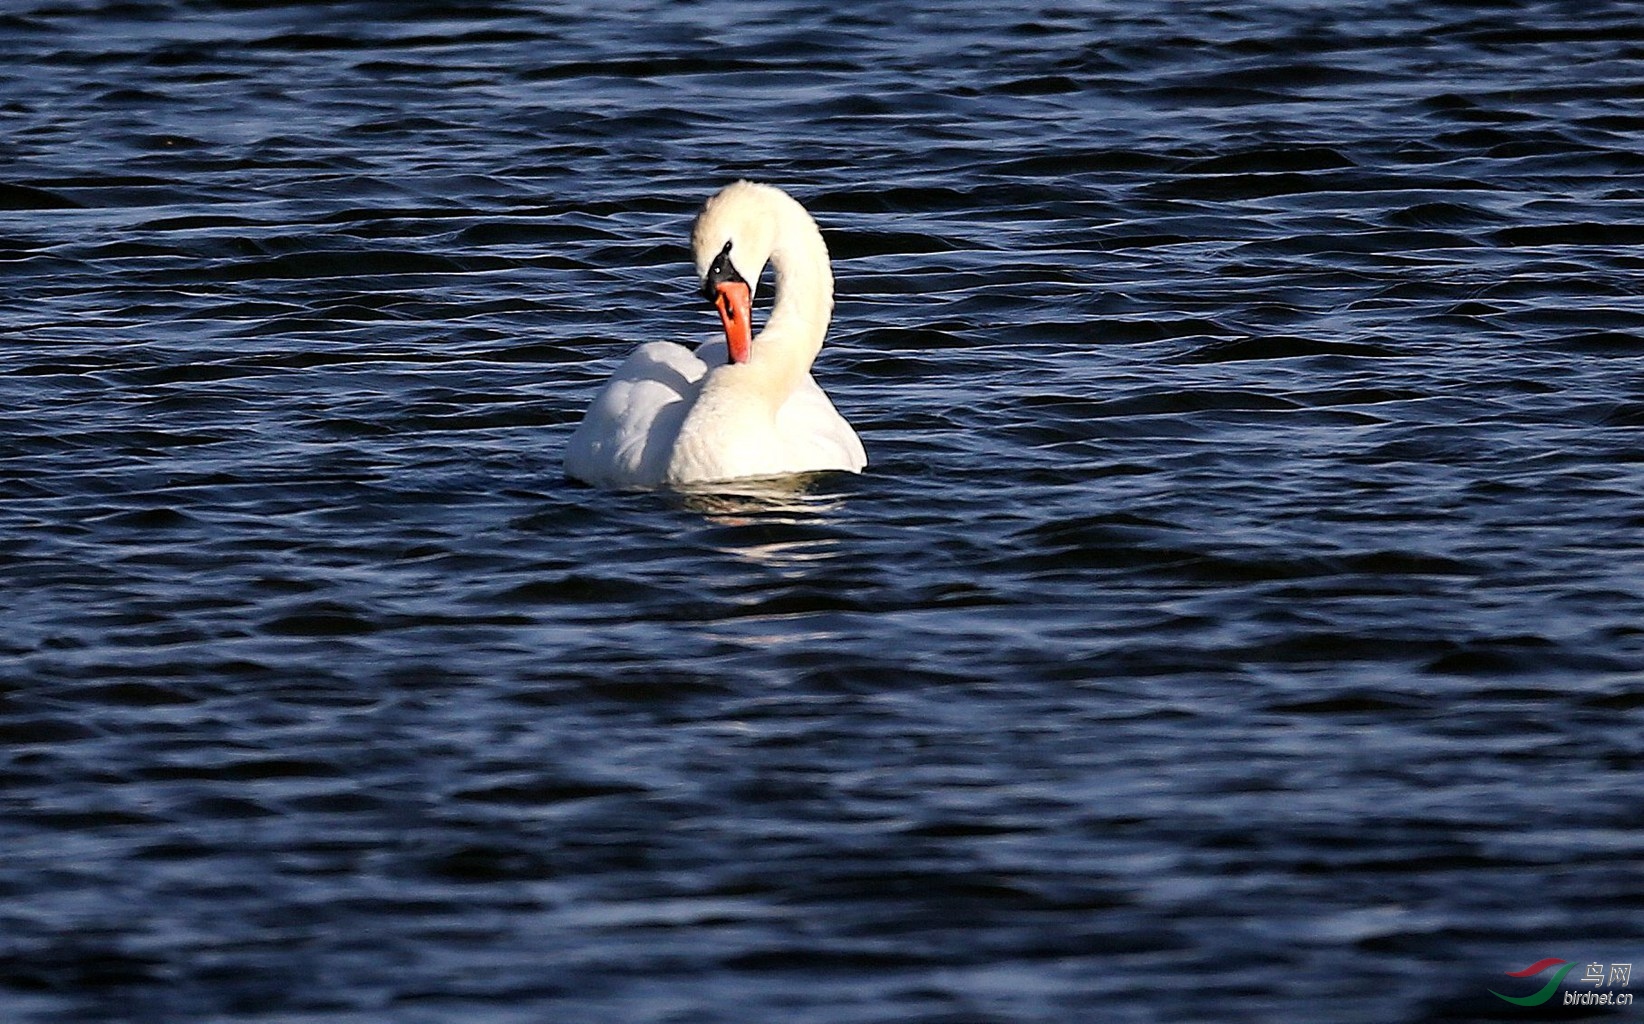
left=713, top=280, right=753, bottom=364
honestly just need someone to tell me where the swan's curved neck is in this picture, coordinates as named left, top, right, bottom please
left=747, top=201, right=833, bottom=399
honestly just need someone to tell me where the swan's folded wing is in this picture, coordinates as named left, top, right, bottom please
left=775, top=373, right=867, bottom=473
left=563, top=342, right=709, bottom=488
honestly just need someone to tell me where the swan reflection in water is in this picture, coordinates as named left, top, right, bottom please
left=670, top=471, right=846, bottom=517
left=668, top=472, right=861, bottom=579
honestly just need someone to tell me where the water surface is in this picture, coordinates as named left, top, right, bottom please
left=2, top=1, right=1642, bottom=1021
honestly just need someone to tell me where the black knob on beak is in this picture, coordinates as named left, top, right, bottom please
left=701, top=239, right=745, bottom=303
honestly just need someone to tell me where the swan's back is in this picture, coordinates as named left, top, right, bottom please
left=563, top=342, right=708, bottom=489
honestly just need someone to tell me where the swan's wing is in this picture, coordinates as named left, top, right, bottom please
left=691, top=337, right=731, bottom=369
left=775, top=374, right=867, bottom=473
left=563, top=342, right=709, bottom=488
left=698, top=334, right=865, bottom=475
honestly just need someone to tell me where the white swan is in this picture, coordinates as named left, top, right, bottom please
left=563, top=181, right=866, bottom=490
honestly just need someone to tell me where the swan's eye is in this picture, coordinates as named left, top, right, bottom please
left=701, top=240, right=747, bottom=303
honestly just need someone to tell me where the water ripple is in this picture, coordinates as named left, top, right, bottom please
left=1, top=0, right=1642, bottom=1022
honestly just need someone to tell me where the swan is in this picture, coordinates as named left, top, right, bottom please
left=562, top=181, right=866, bottom=490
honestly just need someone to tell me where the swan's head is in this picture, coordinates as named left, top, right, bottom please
left=692, top=181, right=785, bottom=365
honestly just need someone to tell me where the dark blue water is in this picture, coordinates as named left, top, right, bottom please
left=3, top=1, right=1642, bottom=1021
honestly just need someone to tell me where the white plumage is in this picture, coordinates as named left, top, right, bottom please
left=563, top=182, right=866, bottom=490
